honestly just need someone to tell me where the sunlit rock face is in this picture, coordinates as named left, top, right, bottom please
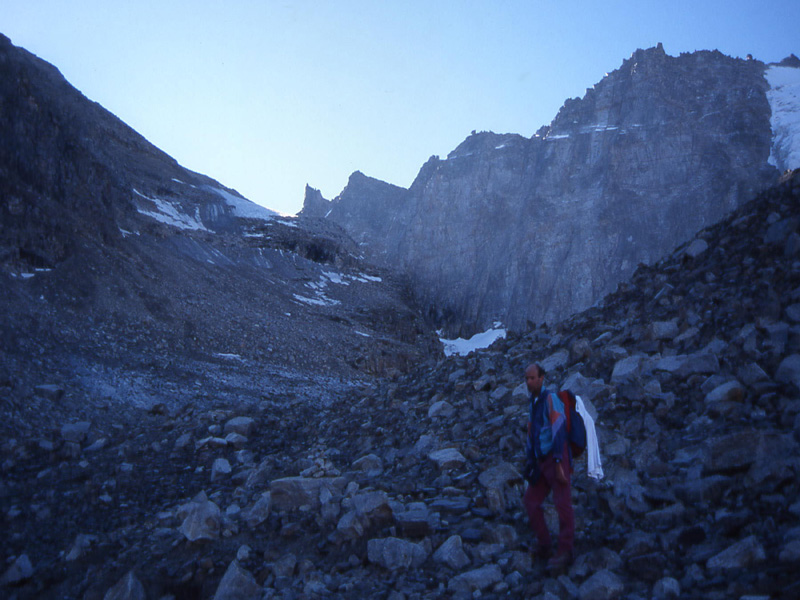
left=305, top=45, right=789, bottom=335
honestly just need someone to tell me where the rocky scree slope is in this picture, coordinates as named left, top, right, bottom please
left=0, top=31, right=439, bottom=416
left=303, top=45, right=790, bottom=336
left=3, top=169, right=799, bottom=598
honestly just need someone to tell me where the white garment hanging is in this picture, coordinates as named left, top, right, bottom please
left=575, top=395, right=604, bottom=480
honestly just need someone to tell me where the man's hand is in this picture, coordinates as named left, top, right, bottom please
left=555, top=462, right=567, bottom=484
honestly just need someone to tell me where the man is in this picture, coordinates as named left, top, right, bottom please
left=523, top=363, right=575, bottom=569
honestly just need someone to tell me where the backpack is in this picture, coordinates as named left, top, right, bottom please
left=555, top=389, right=587, bottom=459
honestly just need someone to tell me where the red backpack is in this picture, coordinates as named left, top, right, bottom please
left=556, top=390, right=587, bottom=459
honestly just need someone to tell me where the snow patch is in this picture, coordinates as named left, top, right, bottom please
left=213, top=353, right=243, bottom=361
left=766, top=65, right=800, bottom=171
left=134, top=189, right=209, bottom=231
left=210, top=187, right=281, bottom=220
left=440, top=322, right=507, bottom=357
left=293, top=293, right=340, bottom=307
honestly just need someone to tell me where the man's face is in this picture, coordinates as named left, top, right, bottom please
left=525, top=366, right=543, bottom=395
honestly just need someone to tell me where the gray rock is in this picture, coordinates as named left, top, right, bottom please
left=428, top=400, right=455, bottom=418
left=489, top=384, right=511, bottom=403
left=611, top=355, right=646, bottom=382
left=707, top=535, right=766, bottom=570
left=352, top=453, right=383, bottom=474
left=649, top=319, right=679, bottom=340
left=561, top=371, right=606, bottom=403
left=684, top=238, right=709, bottom=258
left=367, top=537, right=428, bottom=570
left=103, top=571, right=146, bottom=600
left=223, top=416, right=256, bottom=437
left=541, top=349, right=570, bottom=373
left=212, top=561, right=261, bottom=600
left=704, top=380, right=745, bottom=404
left=413, top=434, right=439, bottom=457
left=34, top=384, right=64, bottom=401
left=224, top=432, right=248, bottom=448
left=0, top=554, right=34, bottom=586
left=211, top=458, right=232, bottom=482
left=395, top=502, right=438, bottom=537
left=478, top=461, right=521, bottom=489
left=433, top=535, right=471, bottom=570
left=447, top=564, right=503, bottom=594
left=60, top=421, right=91, bottom=443
left=578, top=569, right=625, bottom=600
left=428, top=448, right=467, bottom=470
left=779, top=540, right=800, bottom=562
left=652, top=576, right=681, bottom=599
left=776, top=354, right=800, bottom=389
left=243, top=492, right=271, bottom=529
left=269, top=477, right=344, bottom=511
left=737, top=362, right=769, bottom=385
left=177, top=491, right=221, bottom=541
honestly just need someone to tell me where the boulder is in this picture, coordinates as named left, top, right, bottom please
left=367, top=537, right=428, bottom=570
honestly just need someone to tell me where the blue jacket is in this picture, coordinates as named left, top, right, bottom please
left=526, top=387, right=569, bottom=465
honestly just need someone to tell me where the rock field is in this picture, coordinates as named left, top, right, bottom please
left=3, top=171, right=800, bottom=599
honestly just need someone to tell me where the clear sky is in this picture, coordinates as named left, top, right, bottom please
left=3, top=1, right=798, bottom=215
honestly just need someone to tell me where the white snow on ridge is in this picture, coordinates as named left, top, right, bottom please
left=210, top=187, right=281, bottom=220
left=440, top=322, right=507, bottom=357
left=134, top=189, right=208, bottom=231
left=767, top=65, right=800, bottom=172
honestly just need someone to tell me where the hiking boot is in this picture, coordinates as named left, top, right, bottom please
left=546, top=551, right=574, bottom=571
left=531, top=544, right=551, bottom=562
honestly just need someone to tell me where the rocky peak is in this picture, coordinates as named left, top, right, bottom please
left=300, top=184, right=330, bottom=218
left=776, top=53, right=800, bottom=68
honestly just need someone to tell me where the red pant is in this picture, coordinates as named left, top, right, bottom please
left=523, top=455, right=574, bottom=555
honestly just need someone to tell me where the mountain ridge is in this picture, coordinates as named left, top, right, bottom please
left=303, top=45, right=798, bottom=336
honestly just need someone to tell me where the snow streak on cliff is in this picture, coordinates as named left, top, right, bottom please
left=767, top=65, right=800, bottom=171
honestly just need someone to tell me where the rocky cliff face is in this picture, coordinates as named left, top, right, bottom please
left=304, top=45, right=791, bottom=335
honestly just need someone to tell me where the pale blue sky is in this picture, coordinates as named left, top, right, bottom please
left=3, top=1, right=798, bottom=215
